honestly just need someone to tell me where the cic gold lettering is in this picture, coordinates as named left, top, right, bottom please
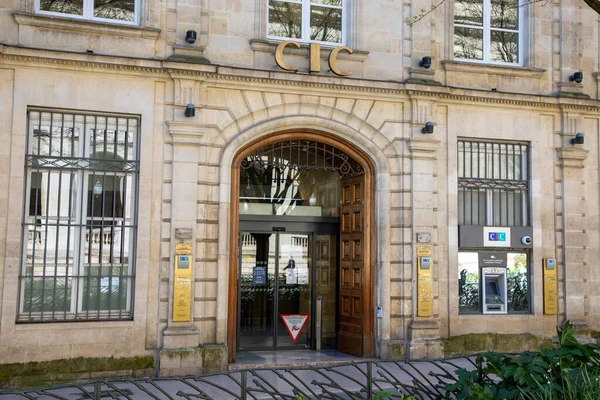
left=274, top=41, right=353, bottom=76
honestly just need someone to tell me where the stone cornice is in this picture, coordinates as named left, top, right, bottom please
left=557, top=147, right=589, bottom=169
left=166, top=121, right=205, bottom=146
left=13, top=12, right=161, bottom=40
left=1, top=45, right=600, bottom=113
left=1, top=52, right=166, bottom=76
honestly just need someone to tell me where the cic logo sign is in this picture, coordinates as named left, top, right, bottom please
left=488, top=232, right=507, bottom=242
left=483, top=227, right=511, bottom=247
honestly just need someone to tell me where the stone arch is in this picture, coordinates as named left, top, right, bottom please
left=215, top=111, right=394, bottom=361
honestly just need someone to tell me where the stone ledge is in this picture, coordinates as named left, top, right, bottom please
left=443, top=332, right=552, bottom=357
left=13, top=12, right=161, bottom=40
left=166, top=121, right=206, bottom=146
left=408, top=137, right=441, bottom=159
left=0, top=356, right=154, bottom=389
left=557, top=147, right=589, bottom=169
left=441, top=60, right=546, bottom=78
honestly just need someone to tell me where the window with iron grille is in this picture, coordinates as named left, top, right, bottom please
left=19, top=109, right=139, bottom=322
left=458, top=140, right=529, bottom=227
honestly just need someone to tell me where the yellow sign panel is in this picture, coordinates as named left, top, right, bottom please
left=417, top=247, right=431, bottom=257
left=175, top=244, right=192, bottom=255
left=417, top=257, right=433, bottom=317
left=543, top=258, right=558, bottom=315
left=173, top=255, right=192, bottom=322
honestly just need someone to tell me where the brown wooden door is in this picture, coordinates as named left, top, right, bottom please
left=338, top=176, right=365, bottom=356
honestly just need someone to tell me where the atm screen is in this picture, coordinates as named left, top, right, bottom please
left=486, top=281, right=499, bottom=296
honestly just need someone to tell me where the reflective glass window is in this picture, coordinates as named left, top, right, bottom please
left=268, top=0, right=345, bottom=44
left=454, top=0, right=521, bottom=64
left=38, top=0, right=137, bottom=23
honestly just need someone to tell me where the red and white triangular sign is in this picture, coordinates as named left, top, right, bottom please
left=280, top=314, right=309, bottom=342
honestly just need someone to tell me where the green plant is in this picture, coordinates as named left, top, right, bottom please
left=445, top=320, right=600, bottom=400
left=372, top=391, right=392, bottom=400
left=520, top=365, right=600, bottom=400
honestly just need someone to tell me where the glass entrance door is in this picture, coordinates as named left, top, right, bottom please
left=239, top=230, right=334, bottom=351
left=238, top=232, right=276, bottom=349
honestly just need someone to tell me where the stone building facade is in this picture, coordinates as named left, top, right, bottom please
left=0, top=0, right=599, bottom=377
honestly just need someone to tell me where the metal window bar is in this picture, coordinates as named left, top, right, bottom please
left=19, top=110, right=140, bottom=323
left=457, top=140, right=530, bottom=227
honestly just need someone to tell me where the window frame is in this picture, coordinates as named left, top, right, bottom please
left=34, top=0, right=140, bottom=26
left=266, top=0, right=347, bottom=46
left=19, top=108, right=140, bottom=323
left=453, top=0, right=523, bottom=66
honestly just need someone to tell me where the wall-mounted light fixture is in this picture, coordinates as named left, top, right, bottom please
left=93, top=179, right=103, bottom=196
left=571, top=132, right=584, bottom=145
left=421, top=121, right=434, bottom=134
left=419, top=56, right=432, bottom=69
left=185, top=104, right=195, bottom=117
left=186, top=30, right=197, bottom=44
left=569, top=71, right=583, bottom=83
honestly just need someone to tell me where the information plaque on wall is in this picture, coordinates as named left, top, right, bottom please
left=173, top=248, right=192, bottom=322
left=543, top=259, right=558, bottom=315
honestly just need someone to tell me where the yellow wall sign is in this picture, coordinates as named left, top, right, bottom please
left=417, top=257, right=433, bottom=317
left=175, top=243, right=192, bottom=255
left=417, top=247, right=431, bottom=257
left=543, top=258, right=558, bottom=315
left=275, top=41, right=353, bottom=76
left=173, top=254, right=192, bottom=322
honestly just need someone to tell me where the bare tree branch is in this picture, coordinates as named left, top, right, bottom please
left=406, top=0, right=555, bottom=27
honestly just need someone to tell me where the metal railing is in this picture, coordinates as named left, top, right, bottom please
left=0, top=357, right=480, bottom=399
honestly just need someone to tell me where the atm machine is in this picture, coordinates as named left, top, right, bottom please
left=482, top=267, right=507, bottom=314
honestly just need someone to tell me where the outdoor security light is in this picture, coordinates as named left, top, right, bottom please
left=421, top=121, right=434, bottom=134
left=569, top=71, right=583, bottom=83
left=571, top=132, right=584, bottom=145
left=186, top=30, right=197, bottom=44
left=419, top=56, right=432, bottom=69
left=185, top=104, right=195, bottom=117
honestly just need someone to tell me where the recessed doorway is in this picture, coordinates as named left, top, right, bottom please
left=228, top=132, right=375, bottom=361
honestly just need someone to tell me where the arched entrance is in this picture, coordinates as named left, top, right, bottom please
left=227, top=131, right=375, bottom=361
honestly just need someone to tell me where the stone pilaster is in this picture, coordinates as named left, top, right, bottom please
left=160, top=120, right=204, bottom=376
left=407, top=136, right=442, bottom=359
left=555, top=0, right=588, bottom=98
left=406, top=0, right=441, bottom=85
left=556, top=147, right=588, bottom=328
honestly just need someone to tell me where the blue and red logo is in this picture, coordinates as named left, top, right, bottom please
left=488, top=232, right=507, bottom=242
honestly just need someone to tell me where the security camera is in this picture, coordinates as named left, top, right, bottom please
left=571, top=133, right=584, bottom=145
left=186, top=30, right=197, bottom=44
left=521, top=236, right=532, bottom=246
left=185, top=103, right=195, bottom=117
left=569, top=71, right=583, bottom=84
left=419, top=56, right=432, bottom=69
